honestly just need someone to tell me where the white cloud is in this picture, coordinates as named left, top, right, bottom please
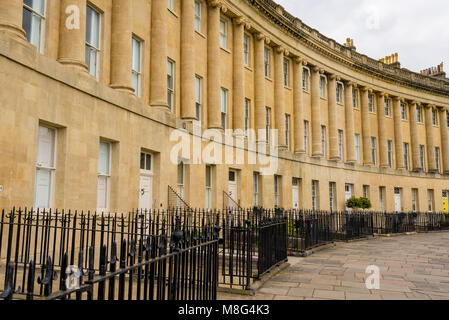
left=275, top=0, right=449, bottom=73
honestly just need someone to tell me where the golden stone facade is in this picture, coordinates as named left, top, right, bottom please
left=0, top=0, right=448, bottom=213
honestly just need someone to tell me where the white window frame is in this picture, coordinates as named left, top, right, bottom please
left=379, top=187, right=386, bottom=212
left=245, top=98, right=251, bottom=134
left=132, top=36, right=142, bottom=97
left=319, top=75, right=327, bottom=98
left=321, top=125, right=326, bottom=157
left=352, top=88, right=358, bottom=109
left=265, top=107, right=271, bottom=143
left=427, top=189, right=434, bottom=212
left=363, top=185, right=370, bottom=199
left=219, top=19, right=227, bottom=49
left=195, top=75, right=202, bottom=124
left=221, top=88, right=228, bottom=129
left=304, top=120, right=309, bottom=154
left=34, top=125, right=56, bottom=209
left=283, top=58, right=289, bottom=86
left=264, top=47, right=270, bottom=78
left=243, top=33, right=250, bottom=67
left=417, top=106, right=423, bottom=123
left=338, top=130, right=344, bottom=161
left=85, top=5, right=101, bottom=78
left=97, top=141, right=111, bottom=211
left=274, top=175, right=280, bottom=207
left=336, top=82, right=344, bottom=104
left=384, top=98, right=391, bottom=117
left=432, top=108, right=438, bottom=126
left=205, top=165, right=212, bottom=210
left=411, top=188, right=418, bottom=212
left=23, top=0, right=46, bottom=52
left=368, top=93, right=374, bottom=113
left=312, top=180, right=319, bottom=211
left=302, top=67, right=310, bottom=92
left=140, top=151, right=153, bottom=175
left=354, top=133, right=360, bottom=163
left=194, top=0, right=201, bottom=32
left=253, top=172, right=259, bottom=206
left=446, top=111, right=449, bottom=129
left=371, top=137, right=377, bottom=166
left=401, top=102, right=407, bottom=120
left=387, top=140, right=393, bottom=168
left=435, top=147, right=441, bottom=173
left=403, top=142, right=409, bottom=171
left=285, top=114, right=291, bottom=148
left=167, top=59, right=175, bottom=112
left=419, top=145, right=426, bottom=170
left=329, top=182, right=336, bottom=213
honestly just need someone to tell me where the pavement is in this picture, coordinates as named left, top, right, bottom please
left=218, top=231, right=449, bottom=300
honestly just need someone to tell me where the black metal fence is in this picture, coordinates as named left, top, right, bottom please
left=0, top=208, right=220, bottom=300
left=258, top=216, right=288, bottom=276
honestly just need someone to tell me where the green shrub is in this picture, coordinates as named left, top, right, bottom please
left=346, top=197, right=361, bottom=209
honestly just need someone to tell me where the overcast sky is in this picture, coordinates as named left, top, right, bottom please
left=275, top=0, right=449, bottom=74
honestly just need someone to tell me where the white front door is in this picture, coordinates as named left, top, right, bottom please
left=35, top=168, right=52, bottom=209
left=292, top=179, right=299, bottom=210
left=394, top=188, right=402, bottom=212
left=228, top=170, right=237, bottom=209
left=139, top=175, right=152, bottom=210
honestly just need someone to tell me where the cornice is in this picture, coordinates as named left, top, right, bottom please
left=241, top=0, right=449, bottom=97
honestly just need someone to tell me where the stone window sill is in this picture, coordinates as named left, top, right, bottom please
left=168, top=8, right=178, bottom=18
left=195, top=30, right=206, bottom=39
left=220, top=47, right=231, bottom=54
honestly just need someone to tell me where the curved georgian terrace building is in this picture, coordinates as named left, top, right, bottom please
left=0, top=0, right=448, bottom=213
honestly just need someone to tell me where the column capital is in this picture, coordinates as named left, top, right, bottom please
left=328, top=74, right=337, bottom=81
left=409, top=100, right=419, bottom=106
left=207, top=0, right=222, bottom=8
left=426, top=103, right=436, bottom=109
left=392, top=96, right=401, bottom=102
left=345, top=80, right=356, bottom=87
left=361, top=86, right=373, bottom=93
left=275, top=45, right=285, bottom=54
left=376, top=91, right=386, bottom=97
left=311, top=66, right=320, bottom=73
left=234, top=16, right=245, bottom=26
left=244, top=22, right=252, bottom=30
left=264, top=36, right=271, bottom=45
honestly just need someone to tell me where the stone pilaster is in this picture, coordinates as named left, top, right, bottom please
left=328, top=74, right=339, bottom=160
left=150, top=0, right=169, bottom=109
left=254, top=32, right=266, bottom=142
left=393, top=97, right=405, bottom=169
left=311, top=66, right=322, bottom=158
left=293, top=58, right=305, bottom=154
left=181, top=0, right=196, bottom=119
left=207, top=0, right=222, bottom=129
left=110, top=0, right=133, bottom=94
left=439, top=108, right=449, bottom=174
left=0, top=0, right=26, bottom=38
left=425, top=104, right=437, bottom=172
left=361, top=87, right=373, bottom=166
left=232, top=16, right=245, bottom=132
left=409, top=101, right=421, bottom=171
left=274, top=45, right=286, bottom=149
left=58, top=0, right=88, bottom=71
left=377, top=92, right=389, bottom=168
left=344, top=81, right=356, bottom=163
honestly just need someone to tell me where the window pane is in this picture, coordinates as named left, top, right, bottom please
left=24, top=0, right=45, bottom=15
left=177, top=163, right=184, bottom=185
left=35, top=168, right=51, bottom=208
left=132, top=38, right=141, bottom=72
left=140, top=153, right=145, bottom=170
left=86, top=6, right=99, bottom=48
left=146, top=154, right=151, bottom=170
left=98, top=142, right=110, bottom=175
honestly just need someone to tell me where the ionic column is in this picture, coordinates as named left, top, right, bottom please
left=377, top=92, right=389, bottom=168
left=58, top=0, right=88, bottom=71
left=344, top=81, right=356, bottom=163
left=207, top=0, right=222, bottom=129
left=181, top=0, right=196, bottom=119
left=274, top=45, right=286, bottom=149
left=0, top=0, right=26, bottom=38
left=328, top=74, right=339, bottom=160
left=425, top=104, right=437, bottom=172
left=150, top=0, right=169, bottom=109
left=361, top=87, right=373, bottom=166
left=311, top=66, right=322, bottom=157
left=110, top=0, right=133, bottom=94
left=232, top=17, right=245, bottom=132
left=393, top=97, right=405, bottom=169
left=254, top=33, right=266, bottom=142
left=293, top=58, right=305, bottom=154
left=439, top=108, right=449, bottom=174
left=409, top=101, right=421, bottom=171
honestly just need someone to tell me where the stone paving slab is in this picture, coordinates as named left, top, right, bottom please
left=218, top=231, right=449, bottom=301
